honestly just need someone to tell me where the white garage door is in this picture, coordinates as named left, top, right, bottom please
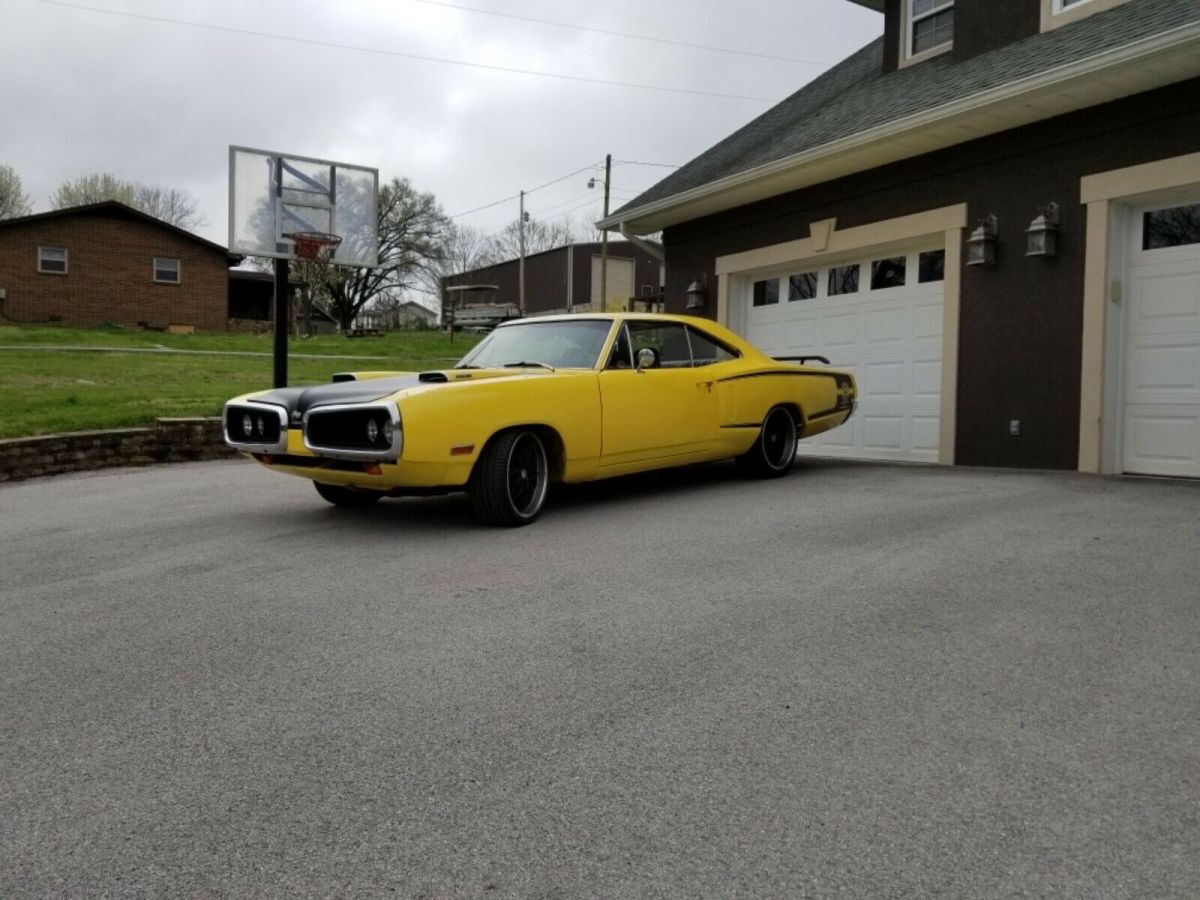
left=742, top=245, right=946, bottom=462
left=1122, top=199, right=1200, bottom=478
left=591, top=256, right=635, bottom=312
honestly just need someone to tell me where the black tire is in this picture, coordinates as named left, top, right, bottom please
left=469, top=429, right=550, bottom=526
left=313, top=480, right=383, bottom=508
left=736, top=405, right=798, bottom=478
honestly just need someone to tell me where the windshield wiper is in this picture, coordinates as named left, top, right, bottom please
left=502, top=361, right=555, bottom=370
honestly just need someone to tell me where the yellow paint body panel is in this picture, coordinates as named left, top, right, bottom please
left=227, top=313, right=855, bottom=495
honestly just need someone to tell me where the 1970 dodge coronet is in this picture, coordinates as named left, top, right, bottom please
left=224, top=313, right=856, bottom=525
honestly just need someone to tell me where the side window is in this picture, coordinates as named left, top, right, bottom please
left=628, top=321, right=692, bottom=368
left=154, top=257, right=181, bottom=284
left=606, top=324, right=633, bottom=369
left=38, top=246, right=68, bottom=274
left=687, top=326, right=737, bottom=367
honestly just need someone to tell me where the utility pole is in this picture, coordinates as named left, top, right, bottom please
left=518, top=190, right=526, bottom=315
left=599, top=153, right=611, bottom=313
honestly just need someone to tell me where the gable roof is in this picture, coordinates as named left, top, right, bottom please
left=602, top=0, right=1200, bottom=233
left=0, top=201, right=233, bottom=258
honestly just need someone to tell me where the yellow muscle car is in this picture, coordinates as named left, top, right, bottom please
left=223, top=313, right=856, bottom=526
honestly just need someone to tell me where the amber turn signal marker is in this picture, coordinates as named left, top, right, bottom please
left=450, top=444, right=475, bottom=456
left=362, top=463, right=383, bottom=476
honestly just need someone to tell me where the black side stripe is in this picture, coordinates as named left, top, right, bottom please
left=716, top=370, right=841, bottom=385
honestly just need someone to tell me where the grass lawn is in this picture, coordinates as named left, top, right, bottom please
left=0, top=325, right=480, bottom=439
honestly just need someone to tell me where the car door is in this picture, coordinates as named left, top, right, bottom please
left=597, top=320, right=719, bottom=467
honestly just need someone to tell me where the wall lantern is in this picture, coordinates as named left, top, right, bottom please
left=965, top=215, right=998, bottom=267
left=685, top=276, right=707, bottom=310
left=1026, top=202, right=1060, bottom=257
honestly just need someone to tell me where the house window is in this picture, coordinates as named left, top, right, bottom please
left=918, top=250, right=945, bottom=283
left=154, top=257, right=181, bottom=284
left=38, top=246, right=68, bottom=274
left=752, top=278, right=779, bottom=307
left=870, top=257, right=906, bottom=290
left=828, top=265, right=860, bottom=296
left=909, top=0, right=954, bottom=57
left=788, top=271, right=818, bottom=301
left=1056, top=0, right=1091, bottom=9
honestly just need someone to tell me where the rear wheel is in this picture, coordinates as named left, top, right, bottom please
left=469, top=430, right=550, bottom=526
left=736, top=406, right=798, bottom=478
left=313, top=481, right=383, bottom=508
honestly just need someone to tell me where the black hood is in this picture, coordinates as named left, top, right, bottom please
left=252, top=374, right=424, bottom=420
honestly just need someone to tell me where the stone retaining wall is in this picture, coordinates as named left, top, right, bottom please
left=0, top=417, right=234, bottom=483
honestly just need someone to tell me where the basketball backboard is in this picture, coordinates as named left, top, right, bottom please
left=228, top=146, right=379, bottom=267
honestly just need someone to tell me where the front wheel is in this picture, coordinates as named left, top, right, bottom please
left=469, top=430, right=550, bottom=526
left=736, top=406, right=798, bottom=478
left=313, top=481, right=383, bottom=508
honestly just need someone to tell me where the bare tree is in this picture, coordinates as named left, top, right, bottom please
left=302, top=177, right=451, bottom=331
left=488, top=216, right=576, bottom=260
left=50, top=173, right=206, bottom=230
left=0, top=164, right=32, bottom=219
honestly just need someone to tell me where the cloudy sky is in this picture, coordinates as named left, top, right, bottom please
left=3, top=0, right=882, bottom=246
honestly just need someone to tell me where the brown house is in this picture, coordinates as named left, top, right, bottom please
left=441, top=241, right=664, bottom=319
left=603, top=0, right=1200, bottom=480
left=0, top=201, right=236, bottom=332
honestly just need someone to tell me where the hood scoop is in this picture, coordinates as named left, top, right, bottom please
left=418, top=371, right=449, bottom=383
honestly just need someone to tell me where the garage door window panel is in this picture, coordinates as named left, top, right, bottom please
left=919, top=250, right=945, bottom=283
left=870, top=257, right=907, bottom=290
left=828, top=265, right=860, bottom=296
left=752, top=278, right=780, bottom=307
left=1142, top=203, right=1200, bottom=251
left=788, top=272, right=818, bottom=301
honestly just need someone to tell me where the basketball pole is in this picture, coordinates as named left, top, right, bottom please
left=273, top=256, right=289, bottom=388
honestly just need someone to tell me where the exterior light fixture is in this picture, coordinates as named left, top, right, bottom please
left=685, top=277, right=707, bottom=310
left=966, top=215, right=999, bottom=267
left=1026, top=202, right=1060, bottom=257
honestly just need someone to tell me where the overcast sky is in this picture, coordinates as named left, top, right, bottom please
left=3, top=0, right=882, bottom=246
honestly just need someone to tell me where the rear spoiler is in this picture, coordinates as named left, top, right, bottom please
left=773, top=355, right=830, bottom=366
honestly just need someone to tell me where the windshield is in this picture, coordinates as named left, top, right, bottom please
left=456, top=320, right=614, bottom=370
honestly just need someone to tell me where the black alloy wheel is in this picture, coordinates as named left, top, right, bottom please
left=736, top=405, right=798, bottom=478
left=469, top=429, right=550, bottom=526
left=313, top=480, right=384, bottom=508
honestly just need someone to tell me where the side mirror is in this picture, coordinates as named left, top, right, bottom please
left=635, top=347, right=657, bottom=372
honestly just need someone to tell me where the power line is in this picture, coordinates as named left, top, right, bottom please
left=614, top=160, right=681, bottom=169
left=450, top=163, right=601, bottom=219
left=23, top=0, right=775, bottom=102
left=411, top=0, right=835, bottom=66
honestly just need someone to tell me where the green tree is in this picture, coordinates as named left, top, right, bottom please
left=0, top=164, right=32, bottom=219
left=50, top=173, right=205, bottom=230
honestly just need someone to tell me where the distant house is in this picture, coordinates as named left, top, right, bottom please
left=602, top=0, right=1200, bottom=479
left=0, top=201, right=238, bottom=331
left=441, top=241, right=664, bottom=322
left=227, top=268, right=337, bottom=335
left=356, top=300, right=438, bottom=331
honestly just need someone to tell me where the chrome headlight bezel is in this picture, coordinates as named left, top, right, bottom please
left=303, top=402, right=403, bottom=462
left=223, top=400, right=289, bottom=454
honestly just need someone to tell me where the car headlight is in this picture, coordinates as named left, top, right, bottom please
left=382, top=419, right=394, bottom=445
left=256, top=415, right=266, bottom=436
left=366, top=418, right=380, bottom=444
left=242, top=413, right=253, bottom=437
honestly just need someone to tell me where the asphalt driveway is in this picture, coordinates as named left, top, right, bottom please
left=1, top=459, right=1197, bottom=898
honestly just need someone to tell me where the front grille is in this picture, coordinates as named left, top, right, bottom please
left=225, top=403, right=285, bottom=450
left=304, top=404, right=399, bottom=460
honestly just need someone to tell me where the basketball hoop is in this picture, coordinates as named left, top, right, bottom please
left=288, top=231, right=343, bottom=261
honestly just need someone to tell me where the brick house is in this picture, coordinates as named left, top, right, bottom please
left=603, top=0, right=1200, bottom=479
left=0, top=201, right=236, bottom=331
